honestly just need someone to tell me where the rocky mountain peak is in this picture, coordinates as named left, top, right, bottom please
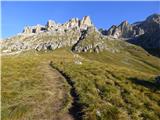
left=106, top=20, right=134, bottom=38
left=23, top=24, right=45, bottom=34
left=80, top=16, right=93, bottom=29
left=120, top=20, right=129, bottom=26
left=63, top=17, right=80, bottom=29
left=118, top=20, right=131, bottom=29
left=105, top=14, right=159, bottom=39
left=138, top=13, right=160, bottom=34
left=46, top=20, right=60, bottom=31
left=81, top=16, right=92, bottom=25
left=46, top=20, right=56, bottom=28
left=33, top=24, right=42, bottom=33
left=23, top=26, right=33, bottom=34
left=22, top=16, right=93, bottom=35
left=146, top=14, right=160, bottom=23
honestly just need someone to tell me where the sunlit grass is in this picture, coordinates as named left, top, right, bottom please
left=2, top=47, right=160, bottom=120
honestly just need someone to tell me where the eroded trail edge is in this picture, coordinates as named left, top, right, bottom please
left=38, top=62, right=74, bottom=120
left=50, top=62, right=84, bottom=120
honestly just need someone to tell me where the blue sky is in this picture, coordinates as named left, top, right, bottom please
left=2, top=1, right=160, bottom=39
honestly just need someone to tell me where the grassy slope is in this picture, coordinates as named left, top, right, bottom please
left=2, top=49, right=73, bottom=120
left=2, top=47, right=160, bottom=120
left=52, top=49, right=160, bottom=120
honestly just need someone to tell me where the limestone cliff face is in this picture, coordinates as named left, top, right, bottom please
left=128, top=14, right=160, bottom=55
left=139, top=14, right=160, bottom=33
left=80, top=16, right=92, bottom=29
left=46, top=20, right=60, bottom=31
left=2, top=16, right=94, bottom=53
left=103, top=13, right=160, bottom=56
left=23, top=26, right=33, bottom=34
left=22, top=16, right=93, bottom=34
left=72, top=26, right=121, bottom=53
left=62, top=16, right=93, bottom=30
left=46, top=20, right=55, bottom=28
left=105, top=14, right=160, bottom=40
left=63, top=18, right=80, bottom=29
left=106, top=21, right=144, bottom=38
left=23, top=24, right=46, bottom=34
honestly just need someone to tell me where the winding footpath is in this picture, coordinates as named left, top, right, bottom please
left=39, top=62, right=75, bottom=120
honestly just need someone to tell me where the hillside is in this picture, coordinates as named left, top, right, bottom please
left=1, top=14, right=160, bottom=120
left=2, top=47, right=160, bottom=120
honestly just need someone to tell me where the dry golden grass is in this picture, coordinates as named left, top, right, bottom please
left=2, top=48, right=160, bottom=120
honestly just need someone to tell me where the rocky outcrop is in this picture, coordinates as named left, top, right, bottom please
left=106, top=21, right=144, bottom=38
left=33, top=25, right=41, bottom=33
left=23, top=24, right=46, bottom=34
left=23, top=26, right=33, bottom=34
left=117, top=21, right=133, bottom=38
left=35, top=42, right=59, bottom=51
left=72, top=26, right=120, bottom=53
left=80, top=16, right=92, bottom=29
left=105, top=14, right=159, bottom=39
left=62, top=16, right=93, bottom=30
left=8, top=16, right=94, bottom=53
left=2, top=20, right=82, bottom=53
left=63, top=18, right=80, bottom=29
left=47, top=20, right=55, bottom=28
left=102, top=13, right=160, bottom=57
left=105, top=13, right=160, bottom=39
left=139, top=14, right=160, bottom=33
left=22, top=16, right=93, bottom=35
left=128, top=14, right=160, bottom=57
left=46, top=20, right=60, bottom=31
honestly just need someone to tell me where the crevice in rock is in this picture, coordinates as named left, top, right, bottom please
left=71, top=29, right=88, bottom=52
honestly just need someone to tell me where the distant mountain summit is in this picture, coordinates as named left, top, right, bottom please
left=2, top=14, right=160, bottom=57
left=105, top=20, right=144, bottom=38
left=129, top=14, right=160, bottom=57
left=105, top=14, right=160, bottom=39
left=102, top=13, right=160, bottom=57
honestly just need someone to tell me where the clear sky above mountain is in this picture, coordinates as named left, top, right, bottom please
left=2, top=1, right=160, bottom=39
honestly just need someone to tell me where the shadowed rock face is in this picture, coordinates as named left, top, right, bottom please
left=105, top=14, right=160, bottom=39
left=103, top=13, right=160, bottom=57
left=72, top=26, right=121, bottom=53
left=140, top=14, right=160, bottom=33
left=106, top=20, right=144, bottom=38
left=128, top=14, right=160, bottom=57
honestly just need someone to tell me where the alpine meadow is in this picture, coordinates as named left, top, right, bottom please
left=1, top=1, right=160, bottom=120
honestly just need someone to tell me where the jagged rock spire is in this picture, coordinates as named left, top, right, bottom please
left=63, top=18, right=80, bottom=29
left=80, top=16, right=93, bottom=29
left=46, top=20, right=56, bottom=28
left=23, top=26, right=33, bottom=34
left=22, top=16, right=94, bottom=34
